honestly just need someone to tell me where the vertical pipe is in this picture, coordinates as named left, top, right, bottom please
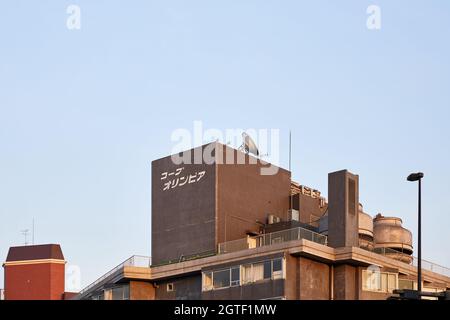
left=289, top=130, right=291, bottom=172
left=417, top=178, right=422, bottom=296
left=330, top=265, right=334, bottom=300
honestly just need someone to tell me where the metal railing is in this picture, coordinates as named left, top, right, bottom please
left=412, top=256, right=450, bottom=278
left=364, top=247, right=450, bottom=278
left=218, top=226, right=327, bottom=254
left=76, top=255, right=151, bottom=298
left=151, top=250, right=216, bottom=267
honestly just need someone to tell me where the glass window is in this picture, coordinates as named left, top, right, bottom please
left=363, top=270, right=381, bottom=291
left=381, top=273, right=388, bottom=292
left=111, top=285, right=129, bottom=300
left=273, top=259, right=282, bottom=272
left=123, top=284, right=130, bottom=300
left=398, top=279, right=414, bottom=290
left=387, top=274, right=397, bottom=293
left=213, top=269, right=230, bottom=289
left=253, top=263, right=264, bottom=282
left=202, top=257, right=285, bottom=292
left=231, top=267, right=240, bottom=286
left=263, top=261, right=272, bottom=279
left=203, top=272, right=213, bottom=291
left=272, top=259, right=283, bottom=279
left=242, top=265, right=252, bottom=284
left=362, top=270, right=397, bottom=293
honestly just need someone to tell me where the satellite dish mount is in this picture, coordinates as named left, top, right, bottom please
left=239, top=132, right=260, bottom=157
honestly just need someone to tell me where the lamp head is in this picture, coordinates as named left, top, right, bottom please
left=407, top=172, right=424, bottom=182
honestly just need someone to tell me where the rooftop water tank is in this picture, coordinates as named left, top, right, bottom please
left=373, top=213, right=413, bottom=264
left=358, top=204, right=374, bottom=250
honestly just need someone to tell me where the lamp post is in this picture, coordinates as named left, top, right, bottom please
left=407, top=172, right=424, bottom=298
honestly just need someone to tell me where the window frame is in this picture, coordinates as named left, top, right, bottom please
left=202, top=257, right=285, bottom=291
left=362, top=270, right=398, bottom=293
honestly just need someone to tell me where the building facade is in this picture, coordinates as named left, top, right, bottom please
left=2, top=244, right=76, bottom=300
left=76, top=142, right=450, bottom=300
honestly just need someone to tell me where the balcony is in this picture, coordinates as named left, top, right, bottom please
left=76, top=255, right=151, bottom=299
left=218, top=227, right=450, bottom=280
left=218, top=226, right=328, bottom=254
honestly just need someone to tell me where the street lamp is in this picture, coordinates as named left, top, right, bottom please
left=407, top=172, right=424, bottom=298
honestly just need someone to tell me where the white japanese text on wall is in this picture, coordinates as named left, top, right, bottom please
left=160, top=167, right=206, bottom=191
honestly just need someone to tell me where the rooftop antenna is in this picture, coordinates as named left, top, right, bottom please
left=289, top=130, right=292, bottom=172
left=21, top=229, right=29, bottom=246
left=239, top=132, right=260, bottom=156
left=32, top=218, right=35, bottom=245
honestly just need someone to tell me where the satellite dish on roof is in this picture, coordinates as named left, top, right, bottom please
left=239, top=132, right=259, bottom=156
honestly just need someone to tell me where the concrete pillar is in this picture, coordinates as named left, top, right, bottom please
left=328, top=170, right=359, bottom=248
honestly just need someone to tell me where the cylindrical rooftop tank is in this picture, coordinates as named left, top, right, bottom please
left=373, top=213, right=413, bottom=264
left=358, top=204, right=374, bottom=250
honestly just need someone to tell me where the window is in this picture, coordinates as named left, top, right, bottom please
left=203, top=272, right=213, bottom=291
left=202, top=257, right=285, bottom=291
left=272, top=258, right=283, bottom=280
left=167, top=283, right=174, bottom=292
left=398, top=279, right=415, bottom=290
left=242, top=264, right=252, bottom=284
left=253, top=263, right=264, bottom=282
left=110, top=285, right=130, bottom=300
left=263, top=261, right=272, bottom=280
left=231, top=267, right=240, bottom=286
left=387, top=274, right=396, bottom=293
left=362, top=270, right=398, bottom=293
left=213, top=269, right=230, bottom=289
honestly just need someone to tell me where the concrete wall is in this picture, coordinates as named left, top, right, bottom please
left=130, top=281, right=155, bottom=300
left=152, top=144, right=216, bottom=264
left=152, top=143, right=290, bottom=264
left=216, top=143, right=291, bottom=244
left=299, top=257, right=330, bottom=299
left=285, top=256, right=330, bottom=300
left=333, top=264, right=357, bottom=300
left=155, top=275, right=202, bottom=300
left=292, top=193, right=325, bottom=225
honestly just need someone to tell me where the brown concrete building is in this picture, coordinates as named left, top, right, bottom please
left=2, top=244, right=76, bottom=300
left=75, top=142, right=450, bottom=300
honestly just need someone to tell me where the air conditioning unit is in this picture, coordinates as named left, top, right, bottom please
left=288, top=209, right=299, bottom=222
left=267, top=214, right=281, bottom=224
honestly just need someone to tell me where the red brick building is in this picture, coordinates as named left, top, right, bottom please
left=3, top=244, right=66, bottom=300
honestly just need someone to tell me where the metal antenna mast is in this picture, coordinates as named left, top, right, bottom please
left=21, top=229, right=30, bottom=246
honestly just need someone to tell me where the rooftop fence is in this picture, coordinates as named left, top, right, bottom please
left=218, top=226, right=327, bottom=254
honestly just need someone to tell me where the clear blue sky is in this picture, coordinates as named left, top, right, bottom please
left=1, top=1, right=449, bottom=289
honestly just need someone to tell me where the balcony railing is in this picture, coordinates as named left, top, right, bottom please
left=412, top=257, right=450, bottom=278
left=365, top=247, right=450, bottom=278
left=218, top=229, right=450, bottom=279
left=76, top=255, right=151, bottom=298
left=218, top=226, right=327, bottom=254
